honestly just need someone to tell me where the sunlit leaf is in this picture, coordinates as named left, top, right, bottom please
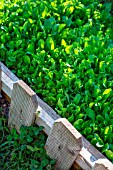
left=58, top=24, right=66, bottom=33
left=61, top=39, right=67, bottom=47
left=105, top=150, right=113, bottom=161
left=65, top=45, right=72, bottom=54
left=103, top=88, right=112, bottom=95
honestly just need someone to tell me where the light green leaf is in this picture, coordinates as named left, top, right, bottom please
left=83, top=127, right=92, bottom=135
left=103, top=88, right=112, bottom=95
left=73, top=119, right=83, bottom=130
left=38, top=39, right=45, bottom=49
left=61, top=39, right=67, bottom=47
left=65, top=45, right=72, bottom=54
left=109, top=110, right=113, bottom=118
left=24, top=56, right=30, bottom=64
left=68, top=114, right=74, bottom=123
left=102, top=143, right=109, bottom=153
left=28, top=18, right=34, bottom=24
left=16, top=40, right=22, bottom=47
left=58, top=24, right=66, bottom=33
left=47, top=37, right=55, bottom=50
left=27, top=43, right=34, bottom=53
left=26, top=145, right=34, bottom=152
left=105, top=150, right=113, bottom=161
left=104, top=126, right=110, bottom=135
left=57, top=98, right=63, bottom=109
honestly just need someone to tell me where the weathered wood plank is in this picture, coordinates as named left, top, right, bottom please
left=82, top=137, right=105, bottom=159
left=36, top=95, right=60, bottom=120
left=0, top=62, right=19, bottom=82
left=35, top=105, right=56, bottom=135
left=8, top=80, right=38, bottom=132
left=45, top=118, right=83, bottom=170
left=35, top=96, right=60, bottom=135
left=0, top=62, right=19, bottom=98
left=93, top=159, right=113, bottom=170
left=1, top=71, right=14, bottom=98
left=75, top=137, right=105, bottom=170
left=75, top=147, right=95, bottom=170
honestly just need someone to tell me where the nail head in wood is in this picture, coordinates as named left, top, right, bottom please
left=45, top=118, right=83, bottom=170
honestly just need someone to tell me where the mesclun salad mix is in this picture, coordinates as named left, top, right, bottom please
left=0, top=107, right=55, bottom=170
left=0, top=0, right=113, bottom=162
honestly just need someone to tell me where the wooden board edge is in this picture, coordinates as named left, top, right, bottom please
left=1, top=63, right=113, bottom=170
left=0, top=62, right=19, bottom=82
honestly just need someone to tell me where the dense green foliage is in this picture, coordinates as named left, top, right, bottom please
left=0, top=0, right=113, bottom=162
left=0, top=108, right=55, bottom=170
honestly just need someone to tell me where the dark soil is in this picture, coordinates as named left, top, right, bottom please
left=0, top=94, right=10, bottom=118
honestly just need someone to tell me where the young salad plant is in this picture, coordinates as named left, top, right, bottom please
left=0, top=112, right=55, bottom=170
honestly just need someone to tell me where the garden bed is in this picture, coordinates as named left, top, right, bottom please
left=1, top=0, right=113, bottom=169
left=0, top=93, right=56, bottom=170
left=1, top=62, right=113, bottom=170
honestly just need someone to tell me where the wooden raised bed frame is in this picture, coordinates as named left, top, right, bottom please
left=0, top=61, right=113, bottom=170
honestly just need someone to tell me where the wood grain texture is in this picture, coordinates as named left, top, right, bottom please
left=75, top=137, right=106, bottom=170
left=8, top=80, right=38, bottom=132
left=0, top=62, right=19, bottom=82
left=45, top=118, right=83, bottom=170
left=36, top=95, right=60, bottom=120
left=35, top=95, right=60, bottom=135
left=93, top=159, right=113, bottom=170
left=1, top=71, right=14, bottom=98
left=35, top=105, right=56, bottom=135
left=82, top=137, right=105, bottom=159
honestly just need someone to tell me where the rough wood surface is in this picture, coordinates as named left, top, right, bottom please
left=35, top=105, right=56, bottom=135
left=35, top=96, right=60, bottom=135
left=8, top=80, right=38, bottom=132
left=75, top=137, right=106, bottom=170
left=93, top=159, right=113, bottom=170
left=0, top=62, right=19, bottom=82
left=45, top=118, right=83, bottom=170
left=75, top=147, right=94, bottom=170
left=1, top=62, right=19, bottom=98
left=36, top=95, right=60, bottom=120
left=82, top=137, right=105, bottom=159
left=1, top=71, right=14, bottom=98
